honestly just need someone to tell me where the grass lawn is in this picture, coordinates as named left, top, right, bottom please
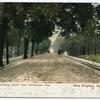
left=79, top=54, right=100, bottom=63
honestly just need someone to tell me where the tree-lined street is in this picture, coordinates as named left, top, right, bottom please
left=0, top=3, right=100, bottom=83
left=0, top=3, right=100, bottom=67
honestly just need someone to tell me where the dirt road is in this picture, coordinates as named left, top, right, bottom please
left=0, top=53, right=100, bottom=83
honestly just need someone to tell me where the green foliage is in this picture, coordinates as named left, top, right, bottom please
left=34, top=39, right=51, bottom=54
left=0, top=3, right=100, bottom=66
left=80, top=54, right=100, bottom=63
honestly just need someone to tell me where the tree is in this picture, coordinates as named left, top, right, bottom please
left=0, top=4, right=11, bottom=66
left=30, top=4, right=55, bottom=56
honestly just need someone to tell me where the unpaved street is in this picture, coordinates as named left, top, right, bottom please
left=0, top=53, right=100, bottom=83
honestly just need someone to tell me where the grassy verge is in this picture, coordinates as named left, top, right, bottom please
left=79, top=54, right=100, bottom=63
left=3, top=56, right=22, bottom=65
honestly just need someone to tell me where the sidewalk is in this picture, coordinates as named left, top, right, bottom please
left=64, top=55, right=100, bottom=71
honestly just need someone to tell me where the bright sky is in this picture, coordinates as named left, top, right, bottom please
left=49, top=25, right=64, bottom=53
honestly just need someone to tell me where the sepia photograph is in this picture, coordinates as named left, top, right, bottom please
left=0, top=2, right=100, bottom=98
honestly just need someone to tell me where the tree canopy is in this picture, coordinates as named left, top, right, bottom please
left=0, top=3, right=100, bottom=67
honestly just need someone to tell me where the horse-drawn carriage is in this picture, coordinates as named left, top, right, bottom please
left=57, top=49, right=64, bottom=55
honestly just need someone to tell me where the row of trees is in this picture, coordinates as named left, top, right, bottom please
left=0, top=3, right=100, bottom=67
left=58, top=4, right=100, bottom=57
left=0, top=3, right=56, bottom=67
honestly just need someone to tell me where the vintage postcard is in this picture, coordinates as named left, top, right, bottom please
left=0, top=2, right=100, bottom=98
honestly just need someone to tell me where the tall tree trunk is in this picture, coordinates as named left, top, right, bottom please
left=17, top=45, right=20, bottom=56
left=31, top=39, right=34, bottom=57
left=79, top=47, right=82, bottom=55
left=23, top=37, right=29, bottom=59
left=71, top=45, right=74, bottom=56
left=6, top=33, right=9, bottom=64
left=10, top=46, right=13, bottom=57
left=87, top=44, right=90, bottom=56
left=73, top=47, right=75, bottom=56
left=0, top=40, right=4, bottom=67
left=35, top=43, right=39, bottom=55
left=82, top=45, right=86, bottom=55
left=94, top=45, right=96, bottom=57
left=3, top=48, right=6, bottom=59
left=0, top=5, right=8, bottom=67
